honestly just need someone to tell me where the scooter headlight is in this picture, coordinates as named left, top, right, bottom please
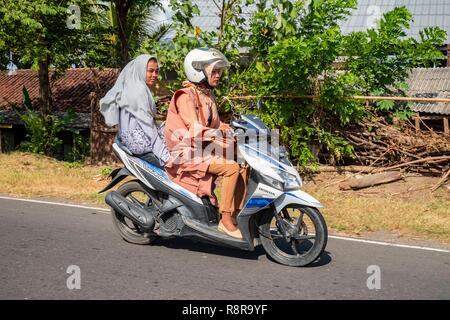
left=272, top=167, right=301, bottom=190
left=258, top=172, right=284, bottom=191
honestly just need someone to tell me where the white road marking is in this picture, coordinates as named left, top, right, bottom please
left=0, top=195, right=110, bottom=212
left=329, top=235, right=450, bottom=253
left=1, top=195, right=449, bottom=253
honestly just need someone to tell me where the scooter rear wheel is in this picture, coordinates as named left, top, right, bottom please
left=111, top=180, right=159, bottom=245
left=259, top=205, right=327, bottom=267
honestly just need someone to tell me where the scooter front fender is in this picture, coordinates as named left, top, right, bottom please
left=273, top=189, right=324, bottom=212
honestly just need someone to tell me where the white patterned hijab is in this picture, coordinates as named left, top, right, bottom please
left=100, top=54, right=158, bottom=127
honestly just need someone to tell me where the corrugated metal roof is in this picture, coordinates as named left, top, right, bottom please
left=189, top=1, right=222, bottom=32
left=407, top=67, right=450, bottom=115
left=168, top=0, right=450, bottom=43
left=339, top=0, right=450, bottom=42
left=159, top=0, right=255, bottom=43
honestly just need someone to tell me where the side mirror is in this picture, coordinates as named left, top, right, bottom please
left=256, top=98, right=262, bottom=119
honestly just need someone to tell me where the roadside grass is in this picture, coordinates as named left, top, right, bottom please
left=0, top=152, right=111, bottom=206
left=1, top=152, right=449, bottom=245
left=302, top=183, right=450, bottom=245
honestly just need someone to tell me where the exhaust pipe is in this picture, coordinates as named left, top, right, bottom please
left=106, top=191, right=156, bottom=230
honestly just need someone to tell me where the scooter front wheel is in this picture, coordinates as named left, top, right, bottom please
left=259, top=205, right=327, bottom=267
left=111, top=180, right=159, bottom=245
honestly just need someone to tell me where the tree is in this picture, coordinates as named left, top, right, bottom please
left=142, top=0, right=214, bottom=92
left=143, top=0, right=249, bottom=97
left=0, top=0, right=111, bottom=114
left=108, top=0, right=162, bottom=67
left=342, top=6, right=446, bottom=119
left=143, top=0, right=446, bottom=165
left=241, top=0, right=446, bottom=165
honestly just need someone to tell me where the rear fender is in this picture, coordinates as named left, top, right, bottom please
left=98, top=167, right=133, bottom=193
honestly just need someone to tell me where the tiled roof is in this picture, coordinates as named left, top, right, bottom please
left=407, top=67, right=450, bottom=115
left=0, top=68, right=119, bottom=113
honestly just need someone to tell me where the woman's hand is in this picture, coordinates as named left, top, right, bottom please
left=219, top=122, right=232, bottom=133
left=203, top=128, right=222, bottom=141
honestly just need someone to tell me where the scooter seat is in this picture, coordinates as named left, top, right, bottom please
left=139, top=152, right=164, bottom=169
left=114, top=136, right=133, bottom=156
left=114, top=136, right=164, bottom=169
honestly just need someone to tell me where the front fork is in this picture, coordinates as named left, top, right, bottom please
left=270, top=203, right=307, bottom=242
left=270, top=204, right=309, bottom=256
left=270, top=204, right=292, bottom=242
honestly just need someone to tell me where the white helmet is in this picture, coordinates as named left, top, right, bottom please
left=184, top=48, right=230, bottom=84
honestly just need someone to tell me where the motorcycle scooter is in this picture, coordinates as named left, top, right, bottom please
left=100, top=100, right=328, bottom=267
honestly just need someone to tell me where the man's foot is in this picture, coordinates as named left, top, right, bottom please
left=221, top=212, right=238, bottom=230
left=218, top=220, right=242, bottom=239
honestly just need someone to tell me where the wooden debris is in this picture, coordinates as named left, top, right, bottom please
left=431, top=169, right=450, bottom=192
left=336, top=117, right=450, bottom=176
left=339, top=172, right=403, bottom=190
left=376, top=156, right=450, bottom=172
left=316, top=165, right=381, bottom=173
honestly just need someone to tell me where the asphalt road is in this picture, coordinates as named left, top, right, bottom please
left=0, top=197, right=449, bottom=300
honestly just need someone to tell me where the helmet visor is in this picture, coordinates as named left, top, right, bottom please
left=204, top=60, right=226, bottom=86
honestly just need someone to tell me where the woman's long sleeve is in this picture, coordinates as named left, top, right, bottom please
left=119, top=108, right=170, bottom=164
left=139, top=116, right=170, bottom=163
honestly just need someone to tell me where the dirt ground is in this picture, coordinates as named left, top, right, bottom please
left=303, top=171, right=450, bottom=201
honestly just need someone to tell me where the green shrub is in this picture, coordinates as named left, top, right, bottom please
left=100, top=166, right=113, bottom=177
left=66, top=130, right=90, bottom=163
left=18, top=86, right=75, bottom=156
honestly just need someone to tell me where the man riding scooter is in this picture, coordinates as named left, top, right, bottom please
left=164, top=48, right=249, bottom=239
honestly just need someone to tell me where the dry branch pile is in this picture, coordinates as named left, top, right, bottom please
left=338, top=117, right=450, bottom=176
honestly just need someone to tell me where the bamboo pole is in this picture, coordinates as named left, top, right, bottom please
left=350, top=96, right=450, bottom=103
left=227, top=95, right=450, bottom=103
left=375, top=156, right=450, bottom=171
left=431, top=169, right=450, bottom=192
